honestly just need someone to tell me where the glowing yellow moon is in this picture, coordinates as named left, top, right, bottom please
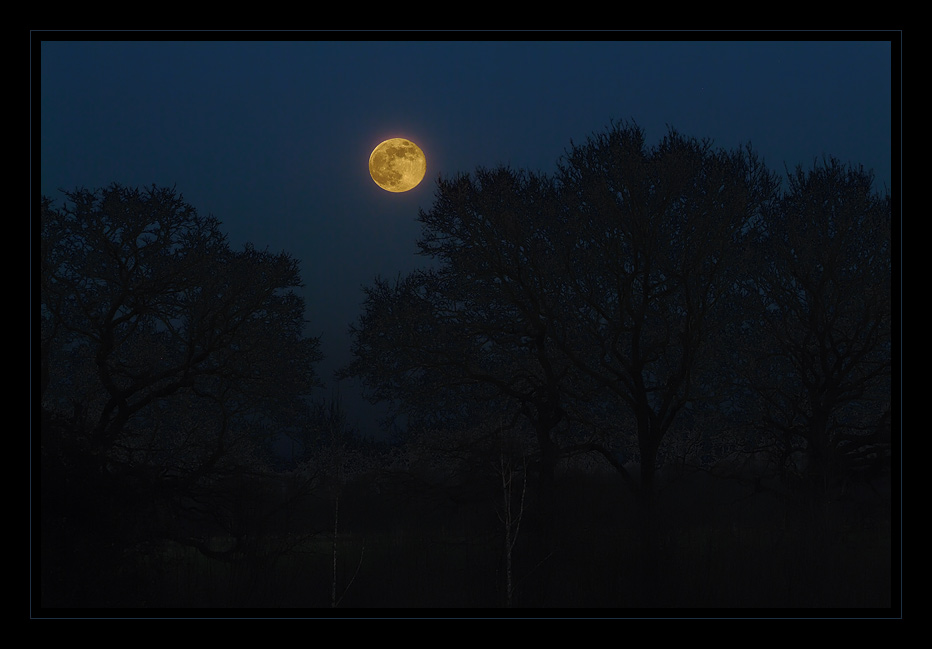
left=368, top=138, right=427, bottom=192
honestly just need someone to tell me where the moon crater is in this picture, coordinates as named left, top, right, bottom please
left=369, top=138, right=427, bottom=192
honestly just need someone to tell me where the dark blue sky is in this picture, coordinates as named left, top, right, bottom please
left=37, top=37, right=895, bottom=439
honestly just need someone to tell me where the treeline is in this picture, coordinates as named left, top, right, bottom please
left=37, top=120, right=892, bottom=611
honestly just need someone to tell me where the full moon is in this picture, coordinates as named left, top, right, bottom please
left=368, top=138, right=427, bottom=192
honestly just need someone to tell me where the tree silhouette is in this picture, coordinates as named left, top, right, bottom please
left=340, top=169, right=600, bottom=553
left=341, top=124, right=782, bottom=597
left=539, top=123, right=780, bottom=594
left=338, top=123, right=893, bottom=607
left=741, top=159, right=892, bottom=506
left=39, top=184, right=322, bottom=605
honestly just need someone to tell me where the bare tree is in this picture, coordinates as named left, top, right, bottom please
left=547, top=123, right=780, bottom=575
left=39, top=185, right=322, bottom=603
left=342, top=124, right=781, bottom=604
left=742, top=159, right=892, bottom=508
left=339, top=168, right=595, bottom=548
left=490, top=417, right=529, bottom=608
left=310, top=394, right=367, bottom=608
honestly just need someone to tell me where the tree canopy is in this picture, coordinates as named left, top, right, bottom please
left=339, top=122, right=892, bottom=582
left=40, top=184, right=323, bottom=598
left=37, top=124, right=894, bottom=609
left=741, top=159, right=892, bottom=495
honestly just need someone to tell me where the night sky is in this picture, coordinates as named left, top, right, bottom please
left=37, top=37, right=895, bottom=440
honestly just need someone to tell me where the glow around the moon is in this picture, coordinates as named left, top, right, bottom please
left=369, top=138, right=427, bottom=192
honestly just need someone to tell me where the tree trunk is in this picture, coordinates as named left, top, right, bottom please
left=523, top=416, right=559, bottom=605
left=637, top=439, right=662, bottom=606
left=331, top=493, right=339, bottom=608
